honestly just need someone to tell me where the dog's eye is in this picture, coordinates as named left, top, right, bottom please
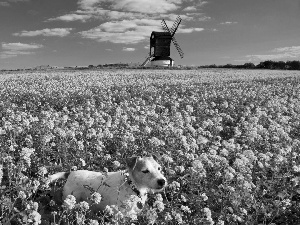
left=158, top=167, right=161, bottom=171
left=142, top=169, right=149, bottom=173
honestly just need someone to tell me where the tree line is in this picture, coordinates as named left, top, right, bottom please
left=200, top=60, right=300, bottom=70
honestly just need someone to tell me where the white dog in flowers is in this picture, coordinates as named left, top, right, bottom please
left=49, top=156, right=167, bottom=217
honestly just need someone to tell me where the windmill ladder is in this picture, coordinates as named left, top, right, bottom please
left=141, top=54, right=154, bottom=67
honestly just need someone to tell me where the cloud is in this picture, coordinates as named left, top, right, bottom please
left=77, top=0, right=179, bottom=13
left=1, top=42, right=43, bottom=59
left=47, top=14, right=92, bottom=22
left=7, top=0, right=30, bottom=2
left=183, top=6, right=197, bottom=12
left=48, top=0, right=209, bottom=22
left=197, top=1, right=208, bottom=7
left=80, top=19, right=203, bottom=44
left=47, top=0, right=210, bottom=44
left=178, top=27, right=204, bottom=33
left=198, top=16, right=211, bottom=21
left=123, top=47, right=135, bottom=51
left=220, top=21, right=238, bottom=25
left=80, top=19, right=162, bottom=44
left=13, top=28, right=73, bottom=37
left=246, top=46, right=300, bottom=61
left=111, top=0, right=179, bottom=14
left=0, top=2, right=10, bottom=6
left=2, top=42, right=43, bottom=51
left=0, top=0, right=29, bottom=7
left=273, top=46, right=300, bottom=54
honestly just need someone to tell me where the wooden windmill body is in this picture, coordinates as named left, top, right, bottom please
left=141, top=16, right=184, bottom=67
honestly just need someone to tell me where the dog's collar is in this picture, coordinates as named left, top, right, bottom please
left=123, top=172, right=142, bottom=198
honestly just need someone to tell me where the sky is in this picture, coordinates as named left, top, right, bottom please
left=0, top=0, right=300, bottom=69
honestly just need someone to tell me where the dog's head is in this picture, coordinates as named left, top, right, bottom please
left=126, top=156, right=167, bottom=191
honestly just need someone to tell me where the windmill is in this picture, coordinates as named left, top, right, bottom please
left=141, top=16, right=184, bottom=67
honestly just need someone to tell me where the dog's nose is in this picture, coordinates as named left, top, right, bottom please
left=157, top=179, right=166, bottom=187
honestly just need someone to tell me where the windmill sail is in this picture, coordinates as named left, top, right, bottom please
left=170, top=16, right=182, bottom=36
left=161, top=18, right=184, bottom=58
left=170, top=36, right=184, bottom=58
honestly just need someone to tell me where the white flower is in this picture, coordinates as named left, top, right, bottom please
left=63, top=195, right=76, bottom=210
left=201, top=193, right=208, bottom=201
left=225, top=171, right=234, bottom=181
left=153, top=200, right=165, bottom=212
left=78, top=201, right=89, bottom=211
left=113, top=160, right=120, bottom=168
left=79, top=158, right=86, bottom=167
left=89, top=220, right=99, bottom=225
left=104, top=205, right=114, bottom=215
left=91, top=192, right=102, bottom=204
left=20, top=147, right=35, bottom=167
left=18, top=191, right=27, bottom=200
left=181, top=205, right=191, bottom=213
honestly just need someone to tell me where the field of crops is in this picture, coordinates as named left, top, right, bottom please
left=1, top=69, right=300, bottom=225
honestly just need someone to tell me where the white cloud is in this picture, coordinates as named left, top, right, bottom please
left=47, top=0, right=210, bottom=45
left=197, top=1, right=208, bottom=7
left=0, top=2, right=10, bottom=6
left=246, top=46, right=300, bottom=61
left=7, top=0, right=30, bottom=2
left=178, top=27, right=204, bottom=33
left=2, top=42, right=43, bottom=51
left=106, top=48, right=112, bottom=51
left=112, top=0, right=179, bottom=14
left=77, top=0, right=180, bottom=13
left=47, top=14, right=92, bottom=22
left=48, top=0, right=209, bottom=22
left=1, top=42, right=43, bottom=59
left=80, top=18, right=203, bottom=44
left=273, top=46, right=300, bottom=54
left=78, top=0, right=101, bottom=10
left=183, top=6, right=197, bottom=12
left=0, top=0, right=29, bottom=6
left=199, top=16, right=211, bottom=21
left=123, top=47, right=135, bottom=51
left=220, top=21, right=238, bottom=25
left=80, top=19, right=162, bottom=44
left=13, top=28, right=73, bottom=37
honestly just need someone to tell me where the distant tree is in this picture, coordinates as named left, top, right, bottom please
left=208, top=64, right=217, bottom=68
left=256, top=60, right=274, bottom=69
left=286, top=61, right=300, bottom=70
left=223, top=64, right=233, bottom=68
left=243, top=63, right=256, bottom=69
left=274, top=61, right=286, bottom=70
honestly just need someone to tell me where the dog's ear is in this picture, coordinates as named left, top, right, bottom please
left=126, top=156, right=139, bottom=170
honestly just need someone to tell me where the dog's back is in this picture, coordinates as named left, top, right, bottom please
left=61, top=170, right=146, bottom=215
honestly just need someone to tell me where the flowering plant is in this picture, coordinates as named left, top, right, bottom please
left=1, top=69, right=300, bottom=224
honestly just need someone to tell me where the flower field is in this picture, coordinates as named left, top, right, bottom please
left=1, top=69, right=300, bottom=224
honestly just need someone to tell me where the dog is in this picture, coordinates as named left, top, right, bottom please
left=48, top=156, right=167, bottom=217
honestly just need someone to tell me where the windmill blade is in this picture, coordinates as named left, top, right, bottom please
left=161, top=17, right=184, bottom=58
left=161, top=19, right=171, bottom=34
left=171, top=36, right=184, bottom=58
left=170, top=16, right=182, bottom=37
